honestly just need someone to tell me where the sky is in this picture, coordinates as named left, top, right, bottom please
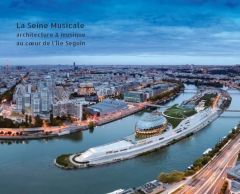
left=0, top=0, right=240, bottom=65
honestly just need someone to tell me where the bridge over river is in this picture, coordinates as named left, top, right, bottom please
left=145, top=103, right=172, bottom=108
left=225, top=109, right=240, bottom=112
left=146, top=103, right=240, bottom=113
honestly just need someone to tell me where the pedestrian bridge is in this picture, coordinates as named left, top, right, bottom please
left=220, top=115, right=240, bottom=118
left=184, top=89, right=197, bottom=94
left=225, top=109, right=240, bottom=112
left=145, top=103, right=172, bottom=108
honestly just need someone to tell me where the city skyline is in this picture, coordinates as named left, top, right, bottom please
left=1, top=0, right=240, bottom=65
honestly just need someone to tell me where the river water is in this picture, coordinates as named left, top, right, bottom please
left=0, top=85, right=239, bottom=194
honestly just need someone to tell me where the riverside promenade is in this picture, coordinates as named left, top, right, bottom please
left=0, top=103, right=145, bottom=140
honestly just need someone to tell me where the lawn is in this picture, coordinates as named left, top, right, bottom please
left=163, top=104, right=196, bottom=128
left=56, top=154, right=75, bottom=169
left=164, top=104, right=196, bottom=119
left=195, top=93, right=217, bottom=107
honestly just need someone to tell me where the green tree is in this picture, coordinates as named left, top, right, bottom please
left=29, top=116, right=32, bottom=125
left=88, top=121, right=95, bottom=130
left=35, top=115, right=43, bottom=127
left=159, top=171, right=185, bottom=183
left=25, top=115, right=29, bottom=124
left=50, top=113, right=54, bottom=124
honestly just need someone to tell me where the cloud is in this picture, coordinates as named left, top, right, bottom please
left=0, top=0, right=240, bottom=64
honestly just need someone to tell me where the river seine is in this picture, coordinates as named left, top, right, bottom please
left=0, top=85, right=239, bottom=194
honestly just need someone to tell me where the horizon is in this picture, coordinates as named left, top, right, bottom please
left=0, top=63, right=239, bottom=67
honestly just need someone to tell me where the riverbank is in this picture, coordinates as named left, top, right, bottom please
left=95, top=104, right=146, bottom=126
left=0, top=125, right=88, bottom=140
left=0, top=86, right=183, bottom=140
left=0, top=104, right=145, bottom=140
left=167, top=124, right=240, bottom=194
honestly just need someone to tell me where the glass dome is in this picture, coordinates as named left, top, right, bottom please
left=136, top=114, right=167, bottom=131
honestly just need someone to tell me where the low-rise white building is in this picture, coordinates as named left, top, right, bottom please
left=53, top=99, right=88, bottom=120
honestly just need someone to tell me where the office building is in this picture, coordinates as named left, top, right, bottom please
left=124, top=91, right=145, bottom=103
left=87, top=99, right=128, bottom=116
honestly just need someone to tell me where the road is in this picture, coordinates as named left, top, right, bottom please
left=174, top=132, right=240, bottom=194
